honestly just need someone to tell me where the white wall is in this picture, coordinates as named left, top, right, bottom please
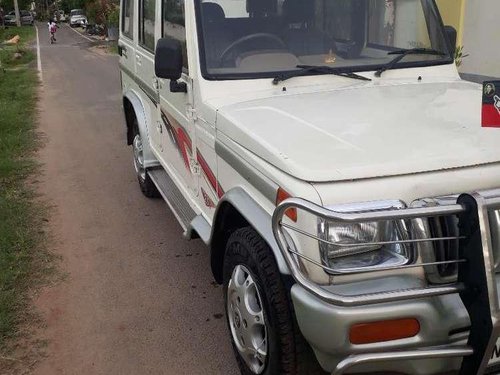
left=460, top=0, right=500, bottom=78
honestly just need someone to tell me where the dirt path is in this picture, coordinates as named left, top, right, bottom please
left=33, top=23, right=236, bottom=375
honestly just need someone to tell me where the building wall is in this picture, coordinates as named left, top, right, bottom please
left=460, top=0, right=500, bottom=77
left=436, top=0, right=465, bottom=44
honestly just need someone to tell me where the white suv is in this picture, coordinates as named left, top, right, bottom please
left=69, top=9, right=87, bottom=27
left=118, top=0, right=500, bottom=374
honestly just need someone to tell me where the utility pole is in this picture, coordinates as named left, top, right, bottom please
left=13, top=0, right=21, bottom=27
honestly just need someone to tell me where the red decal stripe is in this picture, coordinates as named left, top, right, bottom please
left=197, top=152, right=224, bottom=199
left=161, top=109, right=224, bottom=198
left=176, top=126, right=193, bottom=169
left=482, top=104, right=500, bottom=128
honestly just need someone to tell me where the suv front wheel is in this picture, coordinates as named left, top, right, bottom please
left=223, top=227, right=322, bottom=375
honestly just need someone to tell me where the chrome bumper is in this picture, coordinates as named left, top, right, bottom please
left=272, top=191, right=500, bottom=375
left=335, top=346, right=473, bottom=375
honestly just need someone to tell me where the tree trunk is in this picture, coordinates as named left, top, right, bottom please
left=13, top=0, right=21, bottom=27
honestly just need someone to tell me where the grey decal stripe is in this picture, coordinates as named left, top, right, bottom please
left=140, top=86, right=158, bottom=107
left=119, top=62, right=159, bottom=106
left=215, top=140, right=278, bottom=204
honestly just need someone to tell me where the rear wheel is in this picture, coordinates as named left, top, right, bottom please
left=223, top=227, right=323, bottom=375
left=132, top=118, right=159, bottom=198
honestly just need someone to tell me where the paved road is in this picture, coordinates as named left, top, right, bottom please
left=34, top=23, right=237, bottom=375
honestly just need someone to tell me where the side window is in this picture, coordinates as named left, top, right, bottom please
left=139, top=0, right=156, bottom=51
left=122, top=0, right=134, bottom=39
left=163, top=0, right=188, bottom=72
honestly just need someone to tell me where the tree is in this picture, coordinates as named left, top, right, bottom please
left=13, top=0, right=20, bottom=26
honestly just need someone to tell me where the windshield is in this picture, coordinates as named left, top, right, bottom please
left=196, top=0, right=451, bottom=79
left=71, top=10, right=84, bottom=16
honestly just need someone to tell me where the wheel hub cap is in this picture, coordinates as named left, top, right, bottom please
left=227, top=265, right=267, bottom=374
left=133, top=134, right=146, bottom=180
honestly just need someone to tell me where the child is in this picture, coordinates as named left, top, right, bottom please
left=48, top=19, right=58, bottom=43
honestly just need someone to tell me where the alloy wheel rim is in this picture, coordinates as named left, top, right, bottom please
left=227, top=265, right=267, bottom=374
left=133, top=134, right=146, bottom=180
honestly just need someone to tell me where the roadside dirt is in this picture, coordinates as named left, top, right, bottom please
left=30, top=23, right=236, bottom=375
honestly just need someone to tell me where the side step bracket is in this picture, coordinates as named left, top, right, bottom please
left=148, top=168, right=196, bottom=231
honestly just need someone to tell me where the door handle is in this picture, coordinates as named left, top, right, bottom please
left=118, top=44, right=127, bottom=57
left=136, top=54, right=142, bottom=65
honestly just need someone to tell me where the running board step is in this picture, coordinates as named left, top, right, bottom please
left=148, top=168, right=196, bottom=231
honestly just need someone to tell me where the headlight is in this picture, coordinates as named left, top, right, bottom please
left=318, top=200, right=415, bottom=274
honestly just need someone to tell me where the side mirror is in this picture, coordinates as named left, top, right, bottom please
left=155, top=37, right=187, bottom=93
left=444, top=25, right=457, bottom=56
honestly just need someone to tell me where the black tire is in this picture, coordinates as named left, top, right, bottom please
left=223, top=227, right=324, bottom=375
left=132, top=118, right=160, bottom=198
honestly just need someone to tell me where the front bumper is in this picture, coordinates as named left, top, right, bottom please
left=70, top=19, right=86, bottom=26
left=273, top=192, right=500, bottom=374
left=291, top=277, right=470, bottom=374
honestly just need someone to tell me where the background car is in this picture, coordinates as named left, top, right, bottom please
left=69, top=9, right=87, bottom=28
left=4, top=10, right=34, bottom=26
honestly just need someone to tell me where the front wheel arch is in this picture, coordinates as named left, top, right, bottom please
left=210, top=201, right=250, bottom=284
left=209, top=188, right=291, bottom=284
left=123, top=96, right=135, bottom=146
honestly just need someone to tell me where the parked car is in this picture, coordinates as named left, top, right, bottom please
left=69, top=9, right=87, bottom=27
left=4, top=10, right=34, bottom=26
left=54, top=10, right=67, bottom=22
left=119, top=0, right=500, bottom=374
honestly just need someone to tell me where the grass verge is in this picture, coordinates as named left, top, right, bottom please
left=0, top=27, right=36, bottom=69
left=107, top=42, right=118, bottom=55
left=0, top=26, right=55, bottom=371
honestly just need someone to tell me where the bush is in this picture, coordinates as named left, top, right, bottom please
left=85, top=2, right=98, bottom=23
left=107, top=7, right=119, bottom=27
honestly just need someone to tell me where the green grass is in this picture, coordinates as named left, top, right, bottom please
left=0, top=26, right=36, bottom=69
left=0, top=26, right=54, bottom=363
left=107, top=42, right=119, bottom=55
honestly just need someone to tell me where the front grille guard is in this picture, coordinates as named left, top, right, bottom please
left=271, top=192, right=500, bottom=375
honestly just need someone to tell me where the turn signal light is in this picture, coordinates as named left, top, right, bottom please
left=349, top=318, right=420, bottom=345
left=276, top=188, right=297, bottom=222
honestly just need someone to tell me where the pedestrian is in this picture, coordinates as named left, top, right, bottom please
left=48, top=19, right=58, bottom=44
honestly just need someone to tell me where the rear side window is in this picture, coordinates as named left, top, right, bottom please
left=139, top=0, right=156, bottom=51
left=163, top=0, right=188, bottom=72
left=122, top=0, right=134, bottom=39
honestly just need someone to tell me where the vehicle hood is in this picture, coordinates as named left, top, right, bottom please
left=216, top=80, right=500, bottom=182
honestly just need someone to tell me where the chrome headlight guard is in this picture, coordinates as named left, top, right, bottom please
left=317, top=200, right=416, bottom=274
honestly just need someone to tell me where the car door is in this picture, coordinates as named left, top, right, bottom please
left=118, top=0, right=136, bottom=83
left=135, top=0, right=160, bottom=151
left=156, top=0, right=198, bottom=197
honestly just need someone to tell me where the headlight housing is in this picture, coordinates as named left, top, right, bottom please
left=318, top=200, right=415, bottom=274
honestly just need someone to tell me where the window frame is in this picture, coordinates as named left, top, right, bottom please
left=162, top=0, right=189, bottom=74
left=121, top=0, right=134, bottom=40
left=193, top=0, right=453, bottom=81
left=138, top=0, right=156, bottom=52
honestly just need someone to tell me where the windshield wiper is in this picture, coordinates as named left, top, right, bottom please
left=374, top=48, right=447, bottom=77
left=272, top=65, right=371, bottom=85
